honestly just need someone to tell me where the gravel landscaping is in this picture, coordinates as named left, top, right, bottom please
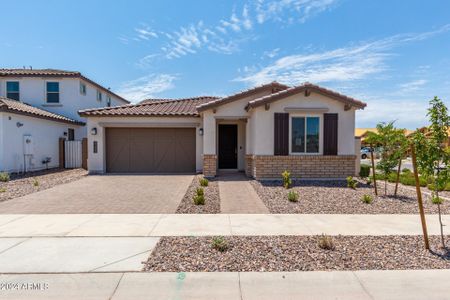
left=176, top=175, right=220, bottom=213
left=144, top=235, right=450, bottom=272
left=250, top=179, right=450, bottom=214
left=0, top=168, right=87, bottom=202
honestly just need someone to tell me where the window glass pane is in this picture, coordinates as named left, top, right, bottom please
left=291, top=117, right=305, bottom=153
left=306, top=117, right=320, bottom=153
left=6, top=81, right=19, bottom=92
left=46, top=82, right=59, bottom=92
left=47, top=93, right=60, bottom=103
left=7, top=92, right=19, bottom=101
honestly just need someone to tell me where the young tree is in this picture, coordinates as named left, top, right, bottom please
left=414, top=96, right=450, bottom=248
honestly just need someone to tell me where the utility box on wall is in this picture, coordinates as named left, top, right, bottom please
left=23, top=135, right=34, bottom=155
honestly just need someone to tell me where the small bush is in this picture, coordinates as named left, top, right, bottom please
left=366, top=177, right=372, bottom=185
left=361, top=194, right=373, bottom=204
left=431, top=195, right=444, bottom=205
left=196, top=187, right=204, bottom=196
left=428, top=182, right=450, bottom=192
left=387, top=173, right=397, bottom=183
left=346, top=176, right=358, bottom=189
left=402, top=168, right=411, bottom=174
left=0, top=172, right=10, bottom=182
left=359, top=164, right=371, bottom=178
left=282, top=170, right=292, bottom=189
left=199, top=178, right=209, bottom=187
left=399, top=173, right=427, bottom=187
left=318, top=234, right=335, bottom=250
left=193, top=194, right=205, bottom=205
left=211, top=236, right=229, bottom=252
left=287, top=190, right=299, bottom=202
left=32, top=179, right=39, bottom=187
left=0, top=187, right=6, bottom=193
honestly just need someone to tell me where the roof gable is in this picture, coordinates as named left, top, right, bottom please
left=246, top=83, right=367, bottom=110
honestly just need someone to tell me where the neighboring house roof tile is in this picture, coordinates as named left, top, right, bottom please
left=196, top=81, right=289, bottom=112
left=79, top=96, right=219, bottom=117
left=0, top=97, right=85, bottom=125
left=0, top=68, right=130, bottom=103
left=246, top=82, right=367, bottom=110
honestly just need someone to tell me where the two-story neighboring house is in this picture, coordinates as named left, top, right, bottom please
left=0, top=68, right=129, bottom=172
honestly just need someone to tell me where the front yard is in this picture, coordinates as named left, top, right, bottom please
left=0, top=168, right=87, bottom=202
left=250, top=179, right=450, bottom=214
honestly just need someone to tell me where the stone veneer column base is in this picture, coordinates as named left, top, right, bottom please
left=250, top=155, right=356, bottom=180
left=203, top=154, right=217, bottom=178
left=245, top=155, right=254, bottom=177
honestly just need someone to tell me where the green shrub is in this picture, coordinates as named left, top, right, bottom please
left=199, top=178, right=209, bottom=187
left=399, top=173, right=427, bottom=187
left=287, top=190, right=299, bottom=202
left=193, top=194, right=205, bottom=205
left=32, top=179, right=39, bottom=187
left=346, top=176, right=358, bottom=189
left=402, top=168, right=411, bottom=174
left=211, top=236, right=229, bottom=252
left=387, top=173, right=397, bottom=183
left=318, top=234, right=335, bottom=250
left=0, top=187, right=6, bottom=193
left=196, top=187, right=204, bottom=196
left=0, top=172, right=10, bottom=182
left=431, top=195, right=444, bottom=205
left=428, top=182, right=450, bottom=192
left=366, top=177, right=372, bottom=185
left=361, top=194, right=373, bottom=204
left=359, top=164, right=371, bottom=178
left=282, top=170, right=292, bottom=189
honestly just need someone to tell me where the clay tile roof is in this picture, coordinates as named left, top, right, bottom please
left=196, top=81, right=290, bottom=112
left=247, top=82, right=367, bottom=110
left=79, top=96, right=219, bottom=117
left=0, top=68, right=130, bottom=103
left=0, top=97, right=85, bottom=125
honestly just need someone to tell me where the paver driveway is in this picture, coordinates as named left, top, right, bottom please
left=0, top=175, right=193, bottom=214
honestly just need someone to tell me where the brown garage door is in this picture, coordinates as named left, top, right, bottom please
left=105, top=128, right=196, bottom=173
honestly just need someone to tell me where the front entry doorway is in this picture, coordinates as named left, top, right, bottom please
left=218, top=124, right=238, bottom=169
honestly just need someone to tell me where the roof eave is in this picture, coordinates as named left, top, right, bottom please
left=0, top=107, right=85, bottom=126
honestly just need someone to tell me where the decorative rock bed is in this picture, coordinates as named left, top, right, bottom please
left=0, top=168, right=87, bottom=202
left=144, top=235, right=450, bottom=272
left=176, top=175, right=220, bottom=214
left=250, top=179, right=450, bottom=214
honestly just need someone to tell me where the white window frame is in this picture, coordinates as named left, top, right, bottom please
left=80, top=82, right=87, bottom=95
left=289, top=114, right=323, bottom=155
left=6, top=81, right=20, bottom=101
left=97, top=90, right=102, bottom=102
left=45, top=81, right=60, bottom=103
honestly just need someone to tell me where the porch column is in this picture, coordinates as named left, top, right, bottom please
left=202, top=112, right=217, bottom=177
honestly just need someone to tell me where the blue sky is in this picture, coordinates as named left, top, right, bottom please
left=1, top=0, right=450, bottom=129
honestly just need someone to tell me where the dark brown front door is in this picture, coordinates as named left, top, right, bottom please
left=105, top=128, right=196, bottom=173
left=218, top=124, right=238, bottom=169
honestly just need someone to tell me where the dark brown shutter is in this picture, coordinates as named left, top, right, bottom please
left=274, top=113, right=289, bottom=155
left=323, top=113, right=338, bottom=155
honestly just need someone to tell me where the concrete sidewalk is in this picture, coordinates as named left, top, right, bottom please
left=0, top=214, right=448, bottom=237
left=1, top=270, right=450, bottom=299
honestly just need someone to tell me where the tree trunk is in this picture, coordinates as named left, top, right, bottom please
left=370, top=144, right=378, bottom=196
left=385, top=178, right=387, bottom=195
left=394, top=158, right=402, bottom=197
left=437, top=191, right=445, bottom=249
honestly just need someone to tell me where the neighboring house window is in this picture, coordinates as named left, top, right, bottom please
left=46, top=82, right=60, bottom=103
left=80, top=82, right=86, bottom=95
left=68, top=128, right=75, bottom=141
left=291, top=116, right=320, bottom=153
left=97, top=90, right=102, bottom=102
left=6, top=81, right=20, bottom=100
left=106, top=95, right=111, bottom=107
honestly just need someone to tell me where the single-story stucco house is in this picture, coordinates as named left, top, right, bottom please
left=79, top=82, right=367, bottom=179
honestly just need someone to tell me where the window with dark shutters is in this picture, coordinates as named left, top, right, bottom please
left=323, top=113, right=338, bottom=155
left=274, top=113, right=289, bottom=155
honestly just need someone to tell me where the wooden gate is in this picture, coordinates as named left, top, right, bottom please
left=64, top=140, right=82, bottom=168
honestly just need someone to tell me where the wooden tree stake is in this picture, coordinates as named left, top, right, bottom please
left=394, top=157, right=402, bottom=197
left=411, top=144, right=430, bottom=250
left=370, top=144, right=378, bottom=196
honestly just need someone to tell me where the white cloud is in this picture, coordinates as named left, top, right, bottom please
left=234, top=25, right=450, bottom=86
left=117, top=74, right=178, bottom=103
left=134, top=25, right=159, bottom=41
left=262, top=48, right=280, bottom=59
left=398, top=79, right=428, bottom=93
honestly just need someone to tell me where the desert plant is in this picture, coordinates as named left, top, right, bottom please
left=318, top=234, right=335, bottom=250
left=0, top=187, right=6, bottom=193
left=199, top=178, right=209, bottom=187
left=32, top=179, right=39, bottom=187
left=432, top=195, right=444, bottom=205
left=402, top=168, right=411, bottom=174
left=0, top=172, right=10, bottom=182
left=196, top=187, right=204, bottom=196
left=359, top=164, right=371, bottom=178
left=193, top=194, right=205, bottom=205
left=346, top=176, right=358, bottom=189
left=287, top=190, right=299, bottom=202
left=366, top=177, right=372, bottom=185
left=282, top=170, right=292, bottom=189
left=428, top=182, right=450, bottom=192
left=211, top=236, right=229, bottom=252
left=361, top=194, right=373, bottom=204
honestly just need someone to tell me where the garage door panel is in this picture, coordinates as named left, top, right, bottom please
left=106, top=128, right=195, bottom=173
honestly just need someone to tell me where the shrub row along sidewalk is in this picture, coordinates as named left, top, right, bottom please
left=144, top=235, right=450, bottom=272
left=176, top=175, right=220, bottom=213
